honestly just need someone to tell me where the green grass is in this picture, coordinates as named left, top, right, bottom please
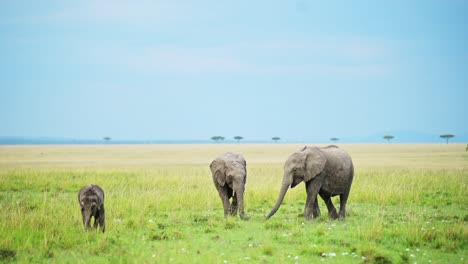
left=0, top=144, right=467, bottom=263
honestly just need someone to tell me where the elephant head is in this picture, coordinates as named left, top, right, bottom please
left=211, top=158, right=246, bottom=188
left=210, top=153, right=247, bottom=219
left=266, top=147, right=326, bottom=219
left=80, top=195, right=99, bottom=227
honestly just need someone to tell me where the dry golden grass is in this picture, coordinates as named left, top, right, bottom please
left=1, top=143, right=466, bottom=170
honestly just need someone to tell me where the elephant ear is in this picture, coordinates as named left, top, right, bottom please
left=304, top=147, right=326, bottom=182
left=210, top=159, right=226, bottom=186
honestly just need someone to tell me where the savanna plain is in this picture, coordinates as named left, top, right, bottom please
left=0, top=143, right=466, bottom=263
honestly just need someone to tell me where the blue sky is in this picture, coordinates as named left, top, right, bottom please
left=1, top=0, right=467, bottom=142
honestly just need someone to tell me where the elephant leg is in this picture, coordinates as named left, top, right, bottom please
left=98, top=207, right=105, bottom=233
left=99, top=216, right=105, bottom=233
left=312, top=196, right=321, bottom=218
left=338, top=192, right=350, bottom=221
left=216, top=186, right=231, bottom=217
left=305, top=180, right=321, bottom=220
left=319, top=191, right=338, bottom=220
left=93, top=216, right=99, bottom=230
left=230, top=195, right=238, bottom=216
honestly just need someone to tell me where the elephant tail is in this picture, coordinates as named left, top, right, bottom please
left=266, top=182, right=290, bottom=219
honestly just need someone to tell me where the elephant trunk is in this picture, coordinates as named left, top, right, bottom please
left=266, top=177, right=292, bottom=219
left=82, top=209, right=92, bottom=230
left=237, top=185, right=247, bottom=220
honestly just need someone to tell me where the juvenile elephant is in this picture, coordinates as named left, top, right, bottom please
left=266, top=146, right=354, bottom=220
left=78, top=184, right=105, bottom=232
left=210, top=152, right=248, bottom=219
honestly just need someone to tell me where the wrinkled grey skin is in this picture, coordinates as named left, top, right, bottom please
left=78, top=184, right=105, bottom=232
left=210, top=152, right=248, bottom=220
left=267, top=146, right=354, bottom=221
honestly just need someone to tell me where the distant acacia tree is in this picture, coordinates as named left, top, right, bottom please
left=330, top=137, right=339, bottom=142
left=234, top=136, right=243, bottom=143
left=272, top=137, right=281, bottom=143
left=103, top=137, right=111, bottom=143
left=383, top=135, right=394, bottom=143
left=211, top=136, right=225, bottom=143
left=440, top=134, right=455, bottom=144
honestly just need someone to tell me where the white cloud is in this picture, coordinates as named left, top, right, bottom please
left=1, top=0, right=197, bottom=27
left=119, top=37, right=393, bottom=77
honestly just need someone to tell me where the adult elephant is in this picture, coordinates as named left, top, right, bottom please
left=210, top=152, right=248, bottom=219
left=266, top=146, right=354, bottom=220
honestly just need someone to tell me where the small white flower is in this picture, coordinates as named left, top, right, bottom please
left=410, top=254, right=416, bottom=258
left=248, top=243, right=253, bottom=247
left=295, top=256, right=299, bottom=260
left=342, top=252, right=349, bottom=256
left=148, top=219, right=154, bottom=223
left=152, top=254, right=156, bottom=258
left=223, top=260, right=228, bottom=263
left=406, top=248, right=410, bottom=251
left=329, top=253, right=336, bottom=257
left=416, top=248, right=420, bottom=252
left=181, top=248, right=186, bottom=252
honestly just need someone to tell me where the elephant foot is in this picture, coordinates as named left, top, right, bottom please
left=229, top=207, right=238, bottom=216
left=239, top=213, right=249, bottom=220
left=329, top=209, right=339, bottom=220
left=338, top=213, right=345, bottom=221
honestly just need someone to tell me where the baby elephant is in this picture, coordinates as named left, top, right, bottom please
left=210, top=152, right=248, bottom=219
left=78, top=184, right=105, bottom=232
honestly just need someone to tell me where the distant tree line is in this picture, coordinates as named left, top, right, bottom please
left=210, top=136, right=283, bottom=143
left=207, top=134, right=458, bottom=144
left=440, top=134, right=454, bottom=144
left=211, top=136, right=225, bottom=143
